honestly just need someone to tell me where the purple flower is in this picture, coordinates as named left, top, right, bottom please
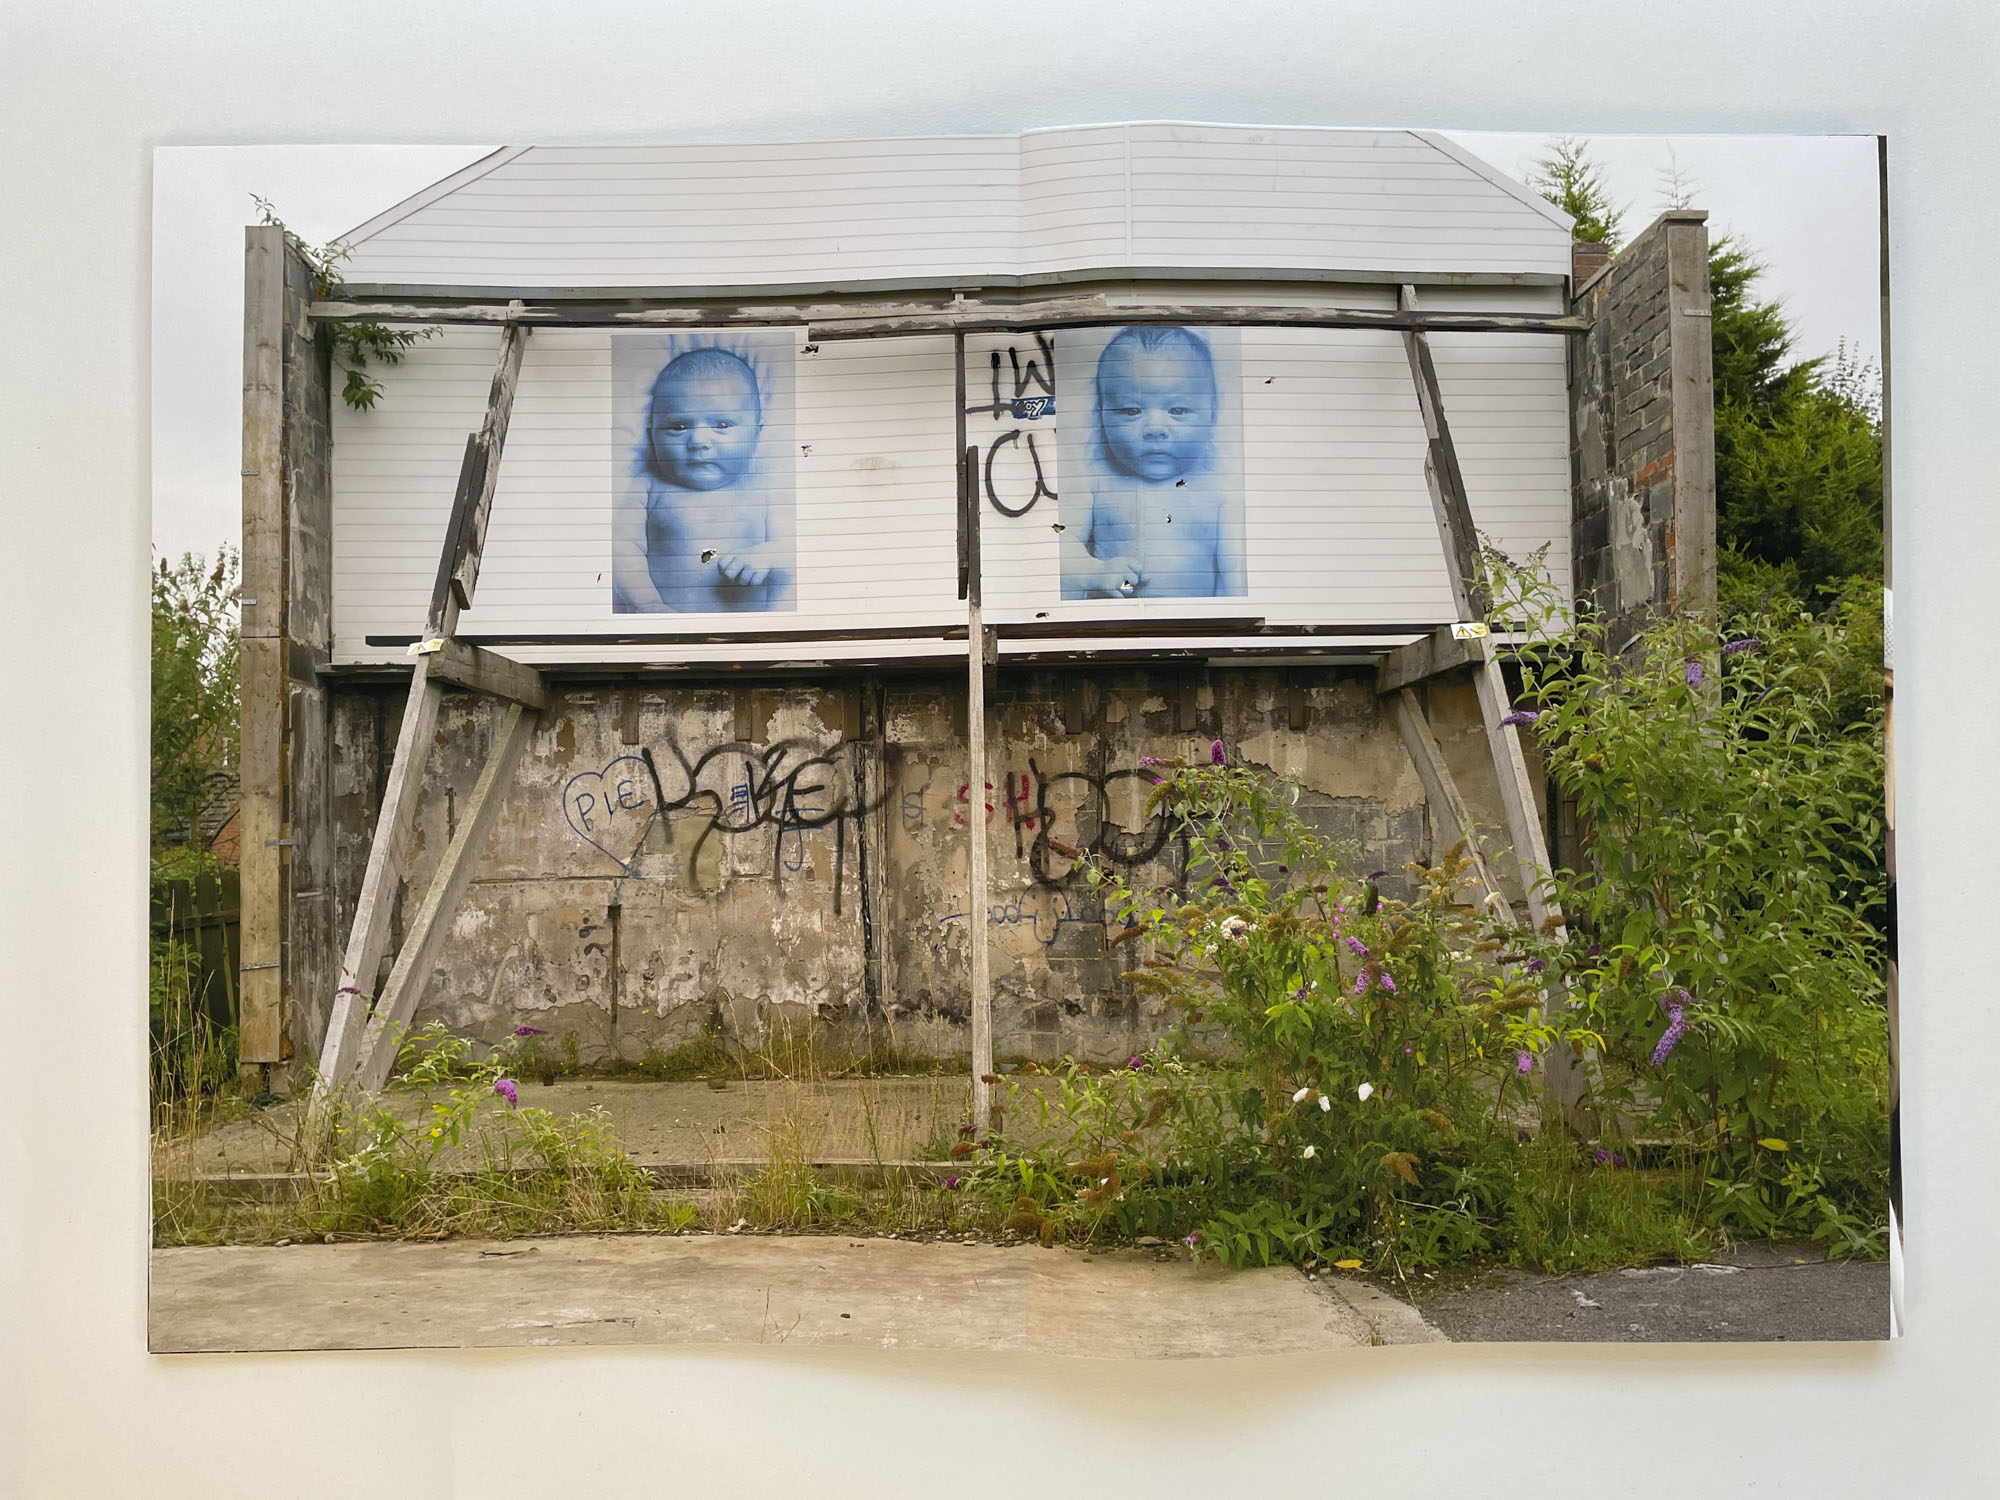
left=494, top=1078, right=519, bottom=1109
left=1499, top=709, right=1539, bottom=728
left=512, top=1025, right=546, bottom=1037
left=1294, top=985, right=1311, bottom=1001
left=1346, top=936, right=1369, bottom=957
left=1404, top=1045, right=1414, bottom=1054
left=1127, top=1055, right=1144, bottom=1071
left=1651, top=1003, right=1688, bottom=1067
left=1587, top=943, right=1601, bottom=958
left=1367, top=871, right=1387, bottom=882
left=1526, top=957, right=1546, bottom=975
left=1148, top=775, right=1164, bottom=786
left=1211, top=740, right=1228, bottom=766
left=1184, top=1232, right=1201, bottom=1247
left=958, top=1123, right=977, bottom=1136
left=1210, top=874, right=1233, bottom=892
left=1722, top=637, right=1761, bottom=657
left=1277, top=865, right=1290, bottom=875
left=1593, top=1149, right=1627, bottom=1168
left=1352, top=964, right=1394, bottom=997
left=1139, top=756, right=1162, bottom=767
left=944, top=1176, right=962, bottom=1190
left=1515, top=1051, right=1533, bottom=1076
left=335, top=986, right=360, bottom=997
left=1684, top=659, right=1704, bottom=687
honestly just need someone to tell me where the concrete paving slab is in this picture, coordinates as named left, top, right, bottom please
left=148, top=1234, right=1441, bottom=1358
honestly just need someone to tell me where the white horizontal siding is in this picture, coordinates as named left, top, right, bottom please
left=338, top=124, right=1570, bottom=289
left=332, top=311, right=1569, bottom=666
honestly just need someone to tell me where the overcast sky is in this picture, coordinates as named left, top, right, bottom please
left=151, top=132, right=1884, bottom=564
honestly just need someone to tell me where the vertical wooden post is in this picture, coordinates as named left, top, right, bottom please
left=238, top=224, right=288, bottom=1081
left=958, top=329, right=996, bottom=1127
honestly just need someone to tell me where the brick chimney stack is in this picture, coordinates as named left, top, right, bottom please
left=1572, top=238, right=1613, bottom=286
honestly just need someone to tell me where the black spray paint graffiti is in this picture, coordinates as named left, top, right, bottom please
left=1024, top=759, right=1178, bottom=888
left=561, top=737, right=883, bottom=896
left=966, top=334, right=1058, bottom=518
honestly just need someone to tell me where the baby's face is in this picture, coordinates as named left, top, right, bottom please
left=1097, top=346, right=1216, bottom=482
left=649, top=369, right=761, bottom=490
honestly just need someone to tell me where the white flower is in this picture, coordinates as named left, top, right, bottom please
left=1301, top=1145, right=1317, bottom=1159
left=1357, top=1082, right=1375, bottom=1102
left=1319, top=1095, right=1332, bottom=1112
left=1292, top=1086, right=1312, bottom=1103
left=1220, top=915, right=1250, bottom=940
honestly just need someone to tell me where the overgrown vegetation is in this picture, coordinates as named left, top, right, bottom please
left=251, top=195, right=434, bottom=410
left=151, top=549, right=239, bottom=851
left=952, top=576, right=1887, bottom=1272
left=1515, top=581, right=1888, bottom=1251
left=1710, top=242, right=1883, bottom=602
left=151, top=549, right=242, bottom=1105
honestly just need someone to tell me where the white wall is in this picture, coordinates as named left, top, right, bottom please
left=331, top=293, right=1569, bottom=662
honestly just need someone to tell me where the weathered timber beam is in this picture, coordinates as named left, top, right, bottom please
left=349, top=703, right=539, bottom=1094
left=315, top=320, right=530, bottom=1112
left=1469, top=653, right=1595, bottom=1129
left=1390, top=687, right=1503, bottom=909
left=427, top=316, right=527, bottom=631
left=812, top=305, right=1586, bottom=340
left=1399, top=284, right=1490, bottom=622
left=308, top=298, right=1586, bottom=337
left=314, top=658, right=447, bottom=1105
left=238, top=225, right=287, bottom=1072
left=1375, top=624, right=1489, bottom=695
left=420, top=639, right=551, bottom=712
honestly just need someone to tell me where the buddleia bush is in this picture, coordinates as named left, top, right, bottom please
left=1509, top=569, right=1888, bottom=1249
left=966, top=744, right=1591, bottom=1272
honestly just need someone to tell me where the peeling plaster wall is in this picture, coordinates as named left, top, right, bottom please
left=317, top=666, right=1515, bottom=1066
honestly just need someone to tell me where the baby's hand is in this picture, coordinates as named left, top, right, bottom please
left=1092, top=556, right=1147, bottom=597
left=711, top=549, right=774, bottom=588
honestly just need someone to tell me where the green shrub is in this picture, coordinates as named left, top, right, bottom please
left=1515, top=587, right=1889, bottom=1242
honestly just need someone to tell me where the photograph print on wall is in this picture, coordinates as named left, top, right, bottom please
left=612, top=330, right=798, bottom=614
left=1056, top=323, right=1246, bottom=600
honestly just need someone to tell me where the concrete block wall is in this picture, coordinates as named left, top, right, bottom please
left=304, top=666, right=1536, bottom=1068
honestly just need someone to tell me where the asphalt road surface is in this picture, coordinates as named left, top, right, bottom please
left=1408, top=1240, right=1888, bottom=1342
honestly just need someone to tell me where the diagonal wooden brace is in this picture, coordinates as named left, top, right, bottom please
left=349, top=701, right=539, bottom=1093
left=1386, top=685, right=1504, bottom=911
left=313, top=322, right=532, bottom=1114
left=1399, top=285, right=1489, bottom=624
left=429, top=313, right=527, bottom=634
left=1396, top=287, right=1594, bottom=1130
left=316, top=655, right=446, bottom=1104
